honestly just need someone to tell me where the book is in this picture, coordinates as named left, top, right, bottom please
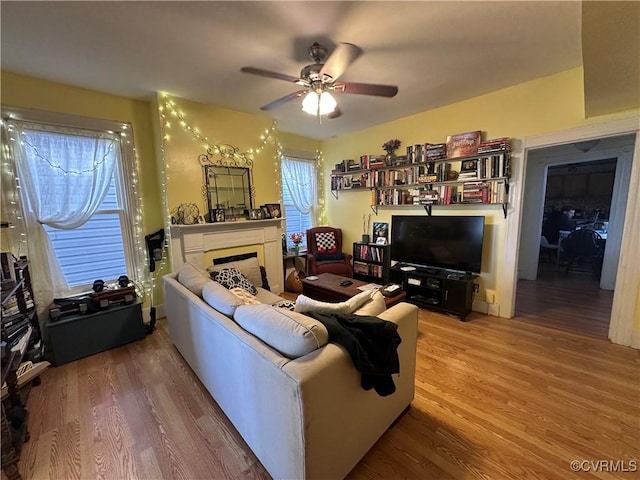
left=446, top=131, right=482, bottom=158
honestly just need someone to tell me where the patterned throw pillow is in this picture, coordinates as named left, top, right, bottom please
left=275, top=301, right=296, bottom=311
left=315, top=231, right=337, bottom=253
left=211, top=267, right=258, bottom=296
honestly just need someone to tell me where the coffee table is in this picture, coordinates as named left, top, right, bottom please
left=300, top=273, right=406, bottom=309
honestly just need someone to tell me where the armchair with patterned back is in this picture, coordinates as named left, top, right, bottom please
left=305, top=226, right=353, bottom=277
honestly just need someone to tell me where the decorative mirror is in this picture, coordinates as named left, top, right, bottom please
left=199, top=145, right=254, bottom=221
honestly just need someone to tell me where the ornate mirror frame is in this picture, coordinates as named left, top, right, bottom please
left=199, top=145, right=255, bottom=221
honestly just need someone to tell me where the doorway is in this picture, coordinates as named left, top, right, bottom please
left=514, top=133, right=635, bottom=337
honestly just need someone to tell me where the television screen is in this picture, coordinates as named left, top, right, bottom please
left=390, top=215, right=485, bottom=273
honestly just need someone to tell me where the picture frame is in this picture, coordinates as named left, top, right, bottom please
left=265, top=203, right=282, bottom=218
left=372, top=221, right=389, bottom=242
left=260, top=205, right=271, bottom=219
left=375, top=237, right=388, bottom=245
left=342, top=175, right=353, bottom=189
left=249, top=209, right=263, bottom=220
left=461, top=159, right=478, bottom=171
left=210, top=208, right=225, bottom=223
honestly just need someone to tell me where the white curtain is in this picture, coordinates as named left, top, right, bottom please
left=10, top=121, right=118, bottom=304
left=282, top=157, right=316, bottom=214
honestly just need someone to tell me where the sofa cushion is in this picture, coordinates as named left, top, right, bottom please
left=235, top=304, right=329, bottom=359
left=177, top=261, right=212, bottom=297
left=208, top=256, right=264, bottom=289
left=294, top=290, right=372, bottom=315
left=202, top=281, right=244, bottom=317
left=353, top=290, right=387, bottom=316
left=211, top=267, right=258, bottom=296
left=255, top=287, right=287, bottom=305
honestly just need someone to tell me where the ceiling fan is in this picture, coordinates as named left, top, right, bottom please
left=241, top=42, right=398, bottom=118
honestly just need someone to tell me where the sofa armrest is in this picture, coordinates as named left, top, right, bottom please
left=282, top=301, right=418, bottom=479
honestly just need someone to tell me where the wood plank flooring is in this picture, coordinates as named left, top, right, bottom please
left=7, top=305, right=639, bottom=480
left=516, top=261, right=613, bottom=337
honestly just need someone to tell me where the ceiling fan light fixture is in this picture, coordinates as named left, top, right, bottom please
left=302, top=90, right=337, bottom=116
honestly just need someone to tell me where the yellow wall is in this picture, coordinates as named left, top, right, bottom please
left=0, top=71, right=166, bottom=303
left=158, top=95, right=320, bottom=215
left=321, top=67, right=640, bottom=307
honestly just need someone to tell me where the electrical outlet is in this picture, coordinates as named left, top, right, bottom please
left=485, top=289, right=496, bottom=304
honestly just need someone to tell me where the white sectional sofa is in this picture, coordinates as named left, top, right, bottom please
left=162, top=261, right=419, bottom=480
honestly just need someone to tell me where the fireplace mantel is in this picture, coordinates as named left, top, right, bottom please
left=170, top=219, right=285, bottom=293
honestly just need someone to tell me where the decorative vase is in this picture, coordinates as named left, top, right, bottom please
left=362, top=234, right=370, bottom=244
left=293, top=244, right=300, bottom=256
left=385, top=151, right=396, bottom=166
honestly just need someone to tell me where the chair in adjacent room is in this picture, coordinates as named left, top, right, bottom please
left=539, top=235, right=559, bottom=264
left=562, top=229, right=604, bottom=280
left=306, top=226, right=353, bottom=277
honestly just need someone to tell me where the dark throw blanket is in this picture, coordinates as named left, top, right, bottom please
left=305, top=311, right=402, bottom=397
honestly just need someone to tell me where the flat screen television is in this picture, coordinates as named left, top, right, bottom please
left=390, top=215, right=485, bottom=273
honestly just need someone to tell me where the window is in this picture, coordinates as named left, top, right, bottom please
left=281, top=155, right=317, bottom=249
left=3, top=110, right=144, bottom=299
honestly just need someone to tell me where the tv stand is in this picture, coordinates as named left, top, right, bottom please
left=390, top=265, right=476, bottom=320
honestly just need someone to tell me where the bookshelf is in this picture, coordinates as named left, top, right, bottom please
left=331, top=138, right=511, bottom=218
left=352, top=242, right=390, bottom=284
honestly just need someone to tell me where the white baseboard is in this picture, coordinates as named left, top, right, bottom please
left=142, top=303, right=165, bottom=324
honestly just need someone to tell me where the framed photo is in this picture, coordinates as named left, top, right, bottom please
left=265, top=203, right=282, bottom=218
left=249, top=209, right=263, bottom=220
left=461, top=159, right=478, bottom=171
left=375, top=237, right=388, bottom=245
left=210, top=208, right=225, bottom=223
left=373, top=221, right=389, bottom=242
left=342, top=175, right=353, bottom=189
left=260, top=205, right=271, bottom=219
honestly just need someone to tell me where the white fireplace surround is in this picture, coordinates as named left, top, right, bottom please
left=169, top=219, right=285, bottom=294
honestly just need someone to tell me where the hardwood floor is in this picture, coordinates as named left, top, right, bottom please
left=8, top=305, right=639, bottom=480
left=516, top=260, right=613, bottom=337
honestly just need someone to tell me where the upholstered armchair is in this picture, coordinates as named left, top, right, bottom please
left=306, top=226, right=353, bottom=277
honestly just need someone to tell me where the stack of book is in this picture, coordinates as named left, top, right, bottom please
left=360, top=155, right=386, bottom=169
left=417, top=188, right=439, bottom=205
left=425, top=143, right=447, bottom=161
left=462, top=181, right=490, bottom=204
left=332, top=162, right=345, bottom=174
left=478, top=137, right=510, bottom=154
left=2, top=313, right=31, bottom=349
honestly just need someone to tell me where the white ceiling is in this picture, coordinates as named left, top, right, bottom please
left=1, top=1, right=582, bottom=140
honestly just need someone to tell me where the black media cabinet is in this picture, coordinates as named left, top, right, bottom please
left=390, top=265, right=476, bottom=321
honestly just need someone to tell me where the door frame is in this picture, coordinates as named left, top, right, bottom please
left=500, top=115, right=639, bottom=347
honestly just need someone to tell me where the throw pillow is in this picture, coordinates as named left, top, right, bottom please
left=294, top=290, right=373, bottom=315
left=211, top=267, right=258, bottom=296
left=354, top=291, right=387, bottom=316
left=314, top=231, right=337, bottom=254
left=228, top=287, right=262, bottom=305
left=208, top=256, right=264, bottom=289
left=177, top=261, right=211, bottom=297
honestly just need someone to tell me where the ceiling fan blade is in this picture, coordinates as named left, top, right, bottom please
left=241, top=66, right=299, bottom=83
left=333, top=81, right=398, bottom=98
left=327, top=107, right=343, bottom=119
left=319, top=43, right=362, bottom=82
left=260, top=90, right=307, bottom=111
